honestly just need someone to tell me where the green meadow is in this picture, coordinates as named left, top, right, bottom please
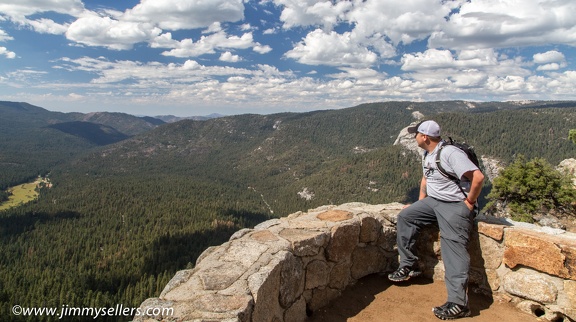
left=0, top=178, right=44, bottom=211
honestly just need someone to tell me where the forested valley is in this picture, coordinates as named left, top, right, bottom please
left=1, top=100, right=575, bottom=321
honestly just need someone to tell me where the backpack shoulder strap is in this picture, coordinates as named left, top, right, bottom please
left=435, top=140, right=459, bottom=183
left=435, top=139, right=469, bottom=197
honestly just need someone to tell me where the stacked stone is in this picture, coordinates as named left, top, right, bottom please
left=134, top=202, right=403, bottom=321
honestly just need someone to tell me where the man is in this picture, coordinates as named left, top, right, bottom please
left=388, top=120, right=485, bottom=320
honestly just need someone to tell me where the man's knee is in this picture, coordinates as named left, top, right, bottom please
left=398, top=202, right=422, bottom=220
left=397, top=207, right=412, bottom=226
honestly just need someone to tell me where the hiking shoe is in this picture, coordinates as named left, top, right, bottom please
left=387, top=266, right=421, bottom=282
left=433, top=302, right=449, bottom=314
left=433, top=302, right=471, bottom=320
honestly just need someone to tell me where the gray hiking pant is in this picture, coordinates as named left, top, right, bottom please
left=396, top=197, right=474, bottom=306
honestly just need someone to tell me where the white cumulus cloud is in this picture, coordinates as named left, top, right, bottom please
left=160, top=31, right=260, bottom=58
left=533, top=50, right=567, bottom=71
left=123, top=0, right=244, bottom=30
left=429, top=0, right=576, bottom=50
left=0, top=46, right=16, bottom=58
left=0, top=0, right=84, bottom=34
left=285, top=29, right=378, bottom=67
left=66, top=15, right=161, bottom=50
left=533, top=50, right=565, bottom=64
left=220, top=51, right=241, bottom=62
left=0, top=28, right=13, bottom=41
left=275, top=0, right=352, bottom=30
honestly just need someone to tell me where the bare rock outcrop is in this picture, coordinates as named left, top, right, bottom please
left=393, top=120, right=422, bottom=157
left=480, top=156, right=504, bottom=182
left=558, top=158, right=576, bottom=186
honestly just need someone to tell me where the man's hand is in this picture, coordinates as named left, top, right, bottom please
left=462, top=169, right=484, bottom=212
left=464, top=199, right=474, bottom=211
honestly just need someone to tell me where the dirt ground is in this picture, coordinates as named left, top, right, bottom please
left=307, top=273, right=539, bottom=322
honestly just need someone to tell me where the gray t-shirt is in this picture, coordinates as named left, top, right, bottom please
left=423, top=142, right=479, bottom=202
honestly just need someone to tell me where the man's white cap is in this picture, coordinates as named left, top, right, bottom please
left=407, top=120, right=441, bottom=137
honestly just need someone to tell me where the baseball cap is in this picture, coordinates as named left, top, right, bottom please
left=407, top=120, right=441, bottom=137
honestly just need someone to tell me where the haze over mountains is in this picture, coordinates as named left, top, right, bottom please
left=153, top=114, right=226, bottom=123
left=0, top=100, right=575, bottom=320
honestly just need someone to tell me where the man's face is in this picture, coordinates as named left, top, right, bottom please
left=414, top=132, right=426, bottom=149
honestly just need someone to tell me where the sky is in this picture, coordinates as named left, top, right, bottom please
left=0, top=0, right=575, bottom=117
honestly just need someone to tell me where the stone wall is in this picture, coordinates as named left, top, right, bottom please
left=134, top=202, right=576, bottom=322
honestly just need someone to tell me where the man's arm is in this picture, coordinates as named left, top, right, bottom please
left=419, top=176, right=427, bottom=200
left=462, top=169, right=485, bottom=210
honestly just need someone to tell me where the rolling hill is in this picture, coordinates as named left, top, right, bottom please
left=0, top=101, right=164, bottom=188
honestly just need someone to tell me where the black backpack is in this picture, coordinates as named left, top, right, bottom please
left=435, top=137, right=481, bottom=197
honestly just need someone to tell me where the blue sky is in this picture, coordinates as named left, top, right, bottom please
left=1, top=0, right=575, bottom=116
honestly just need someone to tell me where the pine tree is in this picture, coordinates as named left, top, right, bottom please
left=487, top=155, right=576, bottom=222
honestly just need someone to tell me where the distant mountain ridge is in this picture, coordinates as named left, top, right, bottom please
left=66, top=111, right=163, bottom=136
left=0, top=101, right=226, bottom=187
left=2, top=99, right=575, bottom=187
left=0, top=101, right=166, bottom=187
left=0, top=101, right=166, bottom=134
left=59, top=100, right=576, bottom=212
